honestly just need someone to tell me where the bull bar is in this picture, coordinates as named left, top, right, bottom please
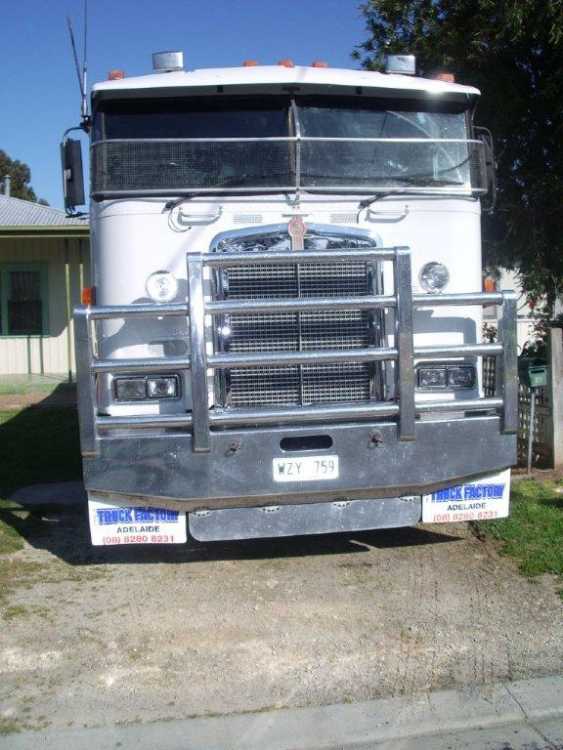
left=75, top=245, right=517, bottom=508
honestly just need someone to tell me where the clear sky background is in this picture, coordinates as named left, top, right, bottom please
left=1, top=0, right=367, bottom=209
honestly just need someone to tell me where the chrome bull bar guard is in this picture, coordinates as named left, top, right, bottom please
left=74, top=246, right=518, bottom=455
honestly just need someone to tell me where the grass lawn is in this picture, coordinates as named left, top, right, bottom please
left=0, top=408, right=82, bottom=555
left=0, top=375, right=72, bottom=396
left=474, top=477, right=563, bottom=596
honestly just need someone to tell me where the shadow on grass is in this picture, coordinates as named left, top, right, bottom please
left=0, top=388, right=462, bottom=567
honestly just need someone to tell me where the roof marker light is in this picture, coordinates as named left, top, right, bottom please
left=312, top=60, right=329, bottom=68
left=107, top=69, right=125, bottom=80
left=277, top=58, right=295, bottom=68
left=243, top=60, right=258, bottom=67
left=434, top=72, right=456, bottom=83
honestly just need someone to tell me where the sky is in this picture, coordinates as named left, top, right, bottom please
left=1, top=0, right=367, bottom=209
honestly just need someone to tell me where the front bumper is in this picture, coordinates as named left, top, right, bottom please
left=84, top=415, right=515, bottom=511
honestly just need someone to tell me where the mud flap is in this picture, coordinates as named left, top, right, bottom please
left=422, top=469, right=511, bottom=524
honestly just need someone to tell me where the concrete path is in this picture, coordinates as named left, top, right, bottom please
left=2, top=676, right=561, bottom=750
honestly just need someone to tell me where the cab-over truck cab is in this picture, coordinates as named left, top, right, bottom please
left=65, top=53, right=517, bottom=545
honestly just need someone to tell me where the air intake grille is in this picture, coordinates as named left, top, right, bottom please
left=212, top=230, right=383, bottom=409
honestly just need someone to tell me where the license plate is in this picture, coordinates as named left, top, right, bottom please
left=273, top=455, right=339, bottom=483
left=88, top=498, right=187, bottom=545
left=422, top=469, right=511, bottom=523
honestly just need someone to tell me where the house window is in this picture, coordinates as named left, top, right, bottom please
left=0, top=264, right=48, bottom=335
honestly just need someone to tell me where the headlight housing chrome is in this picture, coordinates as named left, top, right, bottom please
left=416, top=364, right=476, bottom=390
left=146, top=271, right=178, bottom=303
left=419, top=262, right=450, bottom=293
left=114, top=374, right=180, bottom=402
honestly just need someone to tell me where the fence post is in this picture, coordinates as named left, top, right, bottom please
left=547, top=323, right=563, bottom=468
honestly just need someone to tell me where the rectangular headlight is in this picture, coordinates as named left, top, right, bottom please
left=416, top=364, right=476, bottom=390
left=447, top=365, right=475, bottom=389
left=114, top=374, right=180, bottom=401
left=147, top=375, right=179, bottom=399
left=114, top=377, right=147, bottom=401
left=417, top=366, right=447, bottom=389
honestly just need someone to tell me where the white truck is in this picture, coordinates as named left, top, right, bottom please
left=62, top=52, right=517, bottom=546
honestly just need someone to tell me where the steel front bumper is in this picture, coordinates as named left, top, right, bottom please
left=83, top=415, right=516, bottom=512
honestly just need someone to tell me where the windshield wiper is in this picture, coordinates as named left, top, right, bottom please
left=357, top=178, right=466, bottom=209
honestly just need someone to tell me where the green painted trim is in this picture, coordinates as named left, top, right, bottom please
left=0, top=262, right=50, bottom=336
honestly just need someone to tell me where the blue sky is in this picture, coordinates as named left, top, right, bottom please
left=1, top=0, right=366, bottom=209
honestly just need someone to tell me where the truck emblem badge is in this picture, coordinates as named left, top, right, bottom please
left=288, top=216, right=307, bottom=251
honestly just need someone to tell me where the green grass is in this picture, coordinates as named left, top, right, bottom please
left=0, top=375, right=71, bottom=396
left=474, top=478, right=563, bottom=594
left=0, top=408, right=82, bottom=555
left=0, top=409, right=81, bottom=496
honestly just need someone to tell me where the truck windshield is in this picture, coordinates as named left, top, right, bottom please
left=92, top=95, right=484, bottom=197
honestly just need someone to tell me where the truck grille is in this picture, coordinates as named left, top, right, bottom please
left=211, top=228, right=384, bottom=409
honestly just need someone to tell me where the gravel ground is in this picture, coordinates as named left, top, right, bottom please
left=0, top=497, right=561, bottom=734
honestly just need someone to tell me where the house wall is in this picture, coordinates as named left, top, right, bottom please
left=0, top=236, right=90, bottom=375
left=484, top=268, right=539, bottom=352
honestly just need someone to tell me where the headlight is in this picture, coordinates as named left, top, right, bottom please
left=419, top=262, right=449, bottom=293
left=447, top=365, right=475, bottom=389
left=416, top=364, right=476, bottom=389
left=115, top=377, right=147, bottom=401
left=146, top=271, right=178, bottom=303
left=417, top=366, right=447, bottom=389
left=114, top=375, right=180, bottom=401
left=147, top=376, right=179, bottom=399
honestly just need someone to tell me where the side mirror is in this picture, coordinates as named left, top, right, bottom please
left=61, top=138, right=85, bottom=212
left=475, top=126, right=497, bottom=213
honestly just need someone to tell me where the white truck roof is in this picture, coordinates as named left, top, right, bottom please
left=92, top=64, right=480, bottom=99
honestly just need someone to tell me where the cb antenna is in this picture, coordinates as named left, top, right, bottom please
left=67, top=0, right=90, bottom=130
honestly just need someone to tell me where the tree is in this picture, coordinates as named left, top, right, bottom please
left=354, top=0, right=563, bottom=315
left=0, top=150, right=48, bottom=204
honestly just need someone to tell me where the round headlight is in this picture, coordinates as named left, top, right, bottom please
left=419, top=262, right=450, bottom=293
left=146, top=271, right=178, bottom=303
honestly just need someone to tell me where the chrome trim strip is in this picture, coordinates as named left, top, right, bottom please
left=208, top=347, right=398, bottom=369
left=415, top=343, right=503, bottom=358
left=74, top=307, right=97, bottom=454
left=187, top=253, right=210, bottom=452
left=204, top=248, right=397, bottom=266
left=91, top=137, right=484, bottom=145
left=416, top=397, right=502, bottom=413
left=413, top=292, right=504, bottom=307
left=93, top=187, right=485, bottom=199
left=395, top=247, right=416, bottom=440
left=95, top=397, right=502, bottom=432
left=498, top=291, right=518, bottom=433
left=92, top=357, right=191, bottom=374
left=90, top=303, right=187, bottom=320
left=211, top=402, right=399, bottom=427
left=85, top=292, right=505, bottom=321
left=206, top=295, right=396, bottom=315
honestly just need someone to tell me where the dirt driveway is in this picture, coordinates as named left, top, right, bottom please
left=0, top=496, right=561, bottom=734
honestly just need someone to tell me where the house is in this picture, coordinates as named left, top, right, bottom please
left=0, top=194, right=89, bottom=377
left=483, top=267, right=541, bottom=353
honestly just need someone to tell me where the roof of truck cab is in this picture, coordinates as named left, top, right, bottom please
left=92, top=64, right=480, bottom=99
